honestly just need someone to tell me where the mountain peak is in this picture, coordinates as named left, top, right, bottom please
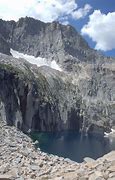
left=0, top=17, right=101, bottom=70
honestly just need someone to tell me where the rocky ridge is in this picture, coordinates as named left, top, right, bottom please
left=0, top=120, right=115, bottom=180
left=0, top=17, right=96, bottom=68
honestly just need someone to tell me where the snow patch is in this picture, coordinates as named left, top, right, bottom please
left=104, top=129, right=115, bottom=138
left=10, top=49, right=62, bottom=72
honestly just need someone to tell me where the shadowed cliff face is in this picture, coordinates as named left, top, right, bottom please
left=0, top=17, right=115, bottom=134
left=0, top=34, right=11, bottom=55
left=0, top=54, right=82, bottom=132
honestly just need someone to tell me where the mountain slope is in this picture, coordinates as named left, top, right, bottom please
left=0, top=17, right=114, bottom=135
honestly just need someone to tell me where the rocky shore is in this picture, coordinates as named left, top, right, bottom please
left=0, top=120, right=115, bottom=180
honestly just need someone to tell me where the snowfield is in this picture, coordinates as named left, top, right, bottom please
left=10, top=49, right=62, bottom=72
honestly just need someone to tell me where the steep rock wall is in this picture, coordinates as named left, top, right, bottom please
left=0, top=54, right=82, bottom=132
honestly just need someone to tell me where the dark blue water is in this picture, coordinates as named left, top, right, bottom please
left=31, top=131, right=115, bottom=163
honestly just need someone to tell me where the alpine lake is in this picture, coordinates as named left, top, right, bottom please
left=31, top=131, right=115, bottom=163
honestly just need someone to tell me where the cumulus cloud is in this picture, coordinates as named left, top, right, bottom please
left=0, top=0, right=37, bottom=20
left=72, top=4, right=92, bottom=20
left=0, top=0, right=91, bottom=23
left=81, top=10, right=115, bottom=51
left=31, top=0, right=78, bottom=23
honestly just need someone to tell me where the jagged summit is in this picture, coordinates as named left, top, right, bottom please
left=0, top=16, right=99, bottom=70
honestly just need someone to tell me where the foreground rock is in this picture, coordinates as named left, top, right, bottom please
left=0, top=120, right=115, bottom=180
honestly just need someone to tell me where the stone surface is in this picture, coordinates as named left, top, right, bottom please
left=0, top=174, right=12, bottom=180
left=0, top=34, right=11, bottom=55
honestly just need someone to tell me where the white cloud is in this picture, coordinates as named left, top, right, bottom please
left=81, top=10, right=115, bottom=51
left=72, top=4, right=92, bottom=20
left=31, top=0, right=78, bottom=22
left=0, top=0, right=91, bottom=23
left=0, top=0, right=37, bottom=20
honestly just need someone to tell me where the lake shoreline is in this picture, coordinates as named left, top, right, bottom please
left=1, top=120, right=115, bottom=180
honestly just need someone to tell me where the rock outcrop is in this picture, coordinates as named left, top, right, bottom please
left=0, top=34, right=11, bottom=55
left=0, top=17, right=115, bottom=134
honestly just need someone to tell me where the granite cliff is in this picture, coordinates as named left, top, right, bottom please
left=0, top=17, right=115, bottom=135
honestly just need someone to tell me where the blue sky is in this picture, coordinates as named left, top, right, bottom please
left=71, top=0, right=115, bottom=57
left=0, top=0, right=115, bottom=57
